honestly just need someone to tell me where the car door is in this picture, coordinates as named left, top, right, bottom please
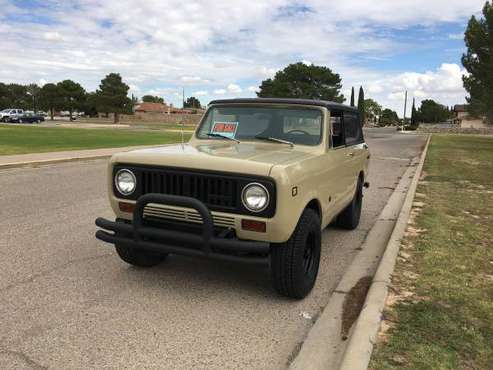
left=320, top=110, right=353, bottom=224
left=342, top=111, right=366, bottom=196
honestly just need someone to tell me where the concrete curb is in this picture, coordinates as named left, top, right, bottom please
left=0, top=155, right=113, bottom=169
left=0, top=145, right=160, bottom=170
left=338, top=134, right=431, bottom=370
left=289, top=135, right=431, bottom=370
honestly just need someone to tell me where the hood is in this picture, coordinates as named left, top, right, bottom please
left=111, top=141, right=316, bottom=177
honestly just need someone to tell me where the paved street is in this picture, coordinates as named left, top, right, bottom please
left=0, top=128, right=426, bottom=369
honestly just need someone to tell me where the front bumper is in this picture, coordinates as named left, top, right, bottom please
left=95, top=193, right=270, bottom=264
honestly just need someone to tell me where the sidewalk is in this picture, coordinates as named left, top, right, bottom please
left=0, top=145, right=158, bottom=169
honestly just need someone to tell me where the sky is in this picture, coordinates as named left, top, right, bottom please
left=0, top=0, right=486, bottom=115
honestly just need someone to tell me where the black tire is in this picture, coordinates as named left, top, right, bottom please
left=337, top=177, right=363, bottom=230
left=270, top=208, right=321, bottom=299
left=115, top=244, right=167, bottom=267
left=113, top=219, right=167, bottom=267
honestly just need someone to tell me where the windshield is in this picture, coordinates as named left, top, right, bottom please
left=1, top=109, right=10, bottom=113
left=197, top=105, right=323, bottom=146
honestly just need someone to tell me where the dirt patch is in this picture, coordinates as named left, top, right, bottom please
left=341, top=276, right=373, bottom=339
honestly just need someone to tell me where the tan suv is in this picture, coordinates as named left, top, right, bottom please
left=96, top=98, right=370, bottom=298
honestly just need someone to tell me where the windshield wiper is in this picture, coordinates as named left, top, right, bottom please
left=255, top=135, right=294, bottom=147
left=206, top=133, right=240, bottom=143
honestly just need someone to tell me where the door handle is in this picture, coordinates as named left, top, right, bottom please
left=347, top=152, right=355, bottom=157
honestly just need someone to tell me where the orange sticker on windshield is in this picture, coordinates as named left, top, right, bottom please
left=211, top=121, right=238, bottom=138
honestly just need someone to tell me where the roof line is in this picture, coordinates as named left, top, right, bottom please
left=208, top=98, right=358, bottom=111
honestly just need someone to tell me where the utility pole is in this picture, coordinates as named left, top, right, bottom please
left=402, top=90, right=408, bottom=132
left=181, top=87, right=185, bottom=147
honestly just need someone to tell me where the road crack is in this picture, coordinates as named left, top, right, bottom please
left=0, top=349, right=47, bottom=369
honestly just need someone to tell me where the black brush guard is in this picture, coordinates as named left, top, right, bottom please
left=95, top=194, right=270, bottom=264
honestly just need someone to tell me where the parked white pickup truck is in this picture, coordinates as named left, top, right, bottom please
left=0, top=108, right=24, bottom=122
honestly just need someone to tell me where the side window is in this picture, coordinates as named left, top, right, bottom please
left=344, top=112, right=363, bottom=146
left=330, top=111, right=344, bottom=148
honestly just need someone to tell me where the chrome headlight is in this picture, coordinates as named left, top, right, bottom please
left=242, top=183, right=269, bottom=212
left=115, top=169, right=136, bottom=195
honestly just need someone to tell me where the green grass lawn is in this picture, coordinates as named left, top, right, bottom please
left=370, top=135, right=493, bottom=369
left=0, top=125, right=192, bottom=155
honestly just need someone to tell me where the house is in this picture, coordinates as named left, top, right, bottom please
left=453, top=104, right=488, bottom=128
left=454, top=105, right=468, bottom=120
left=134, top=102, right=169, bottom=114
left=133, top=102, right=199, bottom=115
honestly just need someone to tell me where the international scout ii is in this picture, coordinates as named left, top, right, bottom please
left=95, top=98, right=370, bottom=299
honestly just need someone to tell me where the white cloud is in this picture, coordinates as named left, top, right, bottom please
left=43, top=31, right=62, bottom=41
left=193, top=90, right=208, bottom=96
left=0, top=0, right=482, bottom=107
left=448, top=33, right=464, bottom=40
left=368, top=85, right=383, bottom=94
left=227, top=83, right=242, bottom=94
left=357, top=63, right=467, bottom=115
left=247, top=86, right=258, bottom=93
left=180, top=76, right=209, bottom=84
left=128, top=83, right=141, bottom=93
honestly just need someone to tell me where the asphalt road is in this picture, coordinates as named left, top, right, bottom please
left=0, top=128, right=427, bottom=369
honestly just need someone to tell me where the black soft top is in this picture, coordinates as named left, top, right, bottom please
left=208, top=98, right=357, bottom=112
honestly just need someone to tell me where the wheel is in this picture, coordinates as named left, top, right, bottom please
left=115, top=244, right=167, bottom=267
left=270, top=208, right=321, bottom=299
left=114, top=221, right=168, bottom=267
left=337, top=177, right=363, bottom=230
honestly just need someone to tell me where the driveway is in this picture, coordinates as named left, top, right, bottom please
left=0, top=128, right=426, bottom=369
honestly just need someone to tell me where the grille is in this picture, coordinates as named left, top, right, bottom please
left=140, top=170, right=238, bottom=209
left=113, top=165, right=276, bottom=218
left=144, top=204, right=235, bottom=228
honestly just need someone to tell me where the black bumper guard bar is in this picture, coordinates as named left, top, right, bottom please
left=95, top=194, right=270, bottom=264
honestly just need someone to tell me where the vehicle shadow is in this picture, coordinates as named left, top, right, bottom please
left=111, top=252, right=282, bottom=301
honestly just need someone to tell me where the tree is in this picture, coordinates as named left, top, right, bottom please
left=184, top=96, right=201, bottom=109
left=0, top=83, right=10, bottom=109
left=142, top=95, right=164, bottom=104
left=380, top=108, right=399, bottom=126
left=462, top=1, right=493, bottom=122
left=257, top=62, right=345, bottom=102
left=418, top=99, right=452, bottom=123
left=411, top=98, right=418, bottom=128
left=57, top=80, right=86, bottom=120
left=80, top=92, right=99, bottom=117
left=357, top=86, right=365, bottom=124
left=38, top=83, right=62, bottom=120
left=350, top=87, right=355, bottom=107
left=364, top=98, right=382, bottom=124
left=95, top=73, right=131, bottom=124
left=3, top=83, right=29, bottom=109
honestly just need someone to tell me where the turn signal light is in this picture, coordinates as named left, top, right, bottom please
left=119, top=202, right=135, bottom=213
left=241, top=219, right=266, bottom=233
